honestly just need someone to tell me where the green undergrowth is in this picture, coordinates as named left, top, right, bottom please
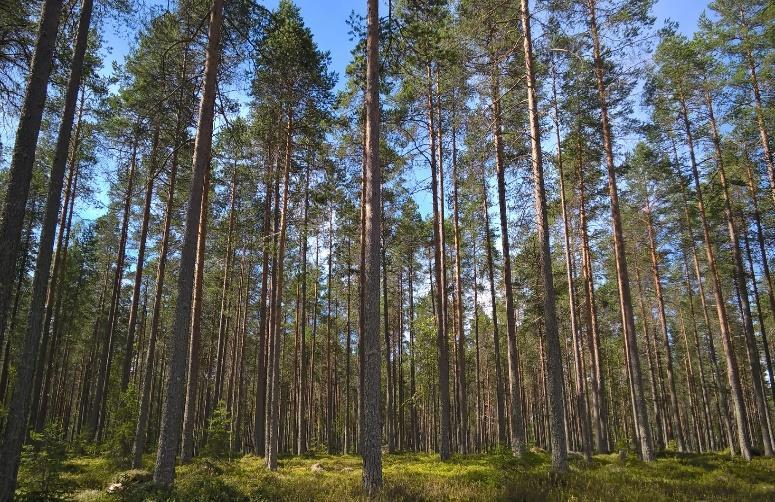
left=18, top=449, right=775, bottom=501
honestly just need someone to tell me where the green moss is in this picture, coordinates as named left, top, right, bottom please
left=56, top=451, right=774, bottom=501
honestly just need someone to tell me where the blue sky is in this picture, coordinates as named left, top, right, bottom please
left=258, top=0, right=709, bottom=92
left=102, top=0, right=711, bottom=96
left=77, top=0, right=712, bottom=223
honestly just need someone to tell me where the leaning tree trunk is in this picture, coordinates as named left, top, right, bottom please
left=0, top=0, right=91, bottom=493
left=0, top=0, right=64, bottom=347
left=180, top=164, right=211, bottom=462
left=153, top=0, right=224, bottom=485
left=705, top=91, right=773, bottom=456
left=678, top=96, right=751, bottom=460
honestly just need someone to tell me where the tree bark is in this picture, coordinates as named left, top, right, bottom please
left=704, top=90, right=772, bottom=456
left=361, top=0, right=383, bottom=490
left=492, top=63, right=526, bottom=457
left=180, top=162, right=212, bottom=461
left=266, top=114, right=293, bottom=471
left=677, top=95, right=751, bottom=460
left=0, top=0, right=63, bottom=347
left=122, top=123, right=161, bottom=391
left=0, top=1, right=90, bottom=492
left=587, top=0, right=653, bottom=461
left=521, top=0, right=567, bottom=470
left=550, top=57, right=591, bottom=462
left=481, top=174, right=507, bottom=447
left=644, top=185, right=685, bottom=451
left=153, top=0, right=224, bottom=484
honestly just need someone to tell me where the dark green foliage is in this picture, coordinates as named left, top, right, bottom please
left=18, top=423, right=72, bottom=500
left=105, top=386, right=140, bottom=468
left=203, top=402, right=231, bottom=459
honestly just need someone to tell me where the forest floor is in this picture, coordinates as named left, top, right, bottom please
left=18, top=448, right=775, bottom=501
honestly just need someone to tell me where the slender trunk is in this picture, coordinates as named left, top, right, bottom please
left=576, top=140, right=608, bottom=452
left=427, top=64, right=452, bottom=460
left=134, top=55, right=186, bottom=466
left=450, top=101, right=468, bottom=454
left=704, top=90, right=772, bottom=456
left=153, top=0, right=224, bottom=484
left=180, top=163, right=211, bottom=461
left=678, top=96, right=751, bottom=460
left=482, top=174, right=507, bottom=446
left=326, top=208, right=336, bottom=453
left=92, top=137, right=137, bottom=439
left=587, top=0, right=653, bottom=461
left=743, top=44, right=775, bottom=207
left=36, top=95, right=84, bottom=430
left=122, top=124, right=161, bottom=391
left=744, top=160, right=775, bottom=406
left=550, top=58, right=591, bottom=461
left=492, top=63, right=526, bottom=457
left=266, top=115, right=292, bottom=471
left=644, top=187, right=685, bottom=450
left=253, top=149, right=274, bottom=456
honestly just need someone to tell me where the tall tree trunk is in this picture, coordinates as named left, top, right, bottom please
left=678, top=95, right=751, bottom=460
left=742, top=41, right=775, bottom=206
left=153, top=0, right=224, bottom=484
left=132, top=167, right=177, bottom=466
left=704, top=90, right=773, bottom=456
left=0, top=0, right=91, bottom=493
left=133, top=54, right=185, bottom=467
left=344, top=240, right=353, bottom=453
left=576, top=138, right=608, bottom=453
left=521, top=0, right=567, bottom=470
left=361, top=0, right=383, bottom=491
left=0, top=0, right=63, bottom=346
left=743, top=159, right=775, bottom=406
left=180, top=163, right=212, bottom=461
left=492, top=63, right=526, bottom=457
left=36, top=94, right=84, bottom=430
left=266, top=115, right=292, bottom=471
left=644, top=186, right=685, bottom=451
left=587, top=0, right=653, bottom=461
left=408, top=257, right=420, bottom=451
left=450, top=101, right=467, bottom=454
left=297, top=163, right=310, bottom=455
left=92, top=137, right=137, bottom=441
left=427, top=64, right=452, bottom=461
left=550, top=57, right=591, bottom=462
left=326, top=208, right=336, bottom=453
left=122, top=124, right=161, bottom=391
left=213, top=168, right=238, bottom=408
left=482, top=174, right=507, bottom=446
left=253, top=150, right=274, bottom=456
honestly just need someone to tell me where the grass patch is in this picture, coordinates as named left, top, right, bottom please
left=19, top=450, right=774, bottom=501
